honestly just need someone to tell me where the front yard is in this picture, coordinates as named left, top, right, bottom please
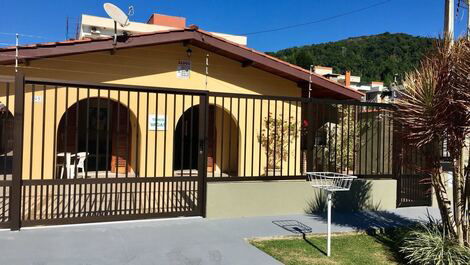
left=251, top=233, right=401, bottom=265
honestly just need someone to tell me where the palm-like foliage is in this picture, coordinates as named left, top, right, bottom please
left=394, top=38, right=470, bottom=246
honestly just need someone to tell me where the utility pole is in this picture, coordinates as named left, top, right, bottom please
left=445, top=0, right=455, bottom=43
left=467, top=0, right=470, bottom=40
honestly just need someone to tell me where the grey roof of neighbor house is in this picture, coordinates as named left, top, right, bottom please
left=0, top=28, right=364, bottom=100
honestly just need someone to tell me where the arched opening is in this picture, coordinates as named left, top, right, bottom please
left=56, top=98, right=135, bottom=178
left=173, top=104, right=239, bottom=176
left=0, top=109, right=13, bottom=175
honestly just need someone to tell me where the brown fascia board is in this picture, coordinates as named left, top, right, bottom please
left=0, top=30, right=362, bottom=100
left=0, top=31, right=195, bottom=65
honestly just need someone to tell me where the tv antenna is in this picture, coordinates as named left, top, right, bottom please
left=103, top=3, right=131, bottom=47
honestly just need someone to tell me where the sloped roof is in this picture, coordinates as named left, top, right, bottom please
left=0, top=28, right=364, bottom=100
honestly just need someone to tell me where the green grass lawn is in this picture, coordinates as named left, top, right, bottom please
left=251, top=233, right=402, bottom=265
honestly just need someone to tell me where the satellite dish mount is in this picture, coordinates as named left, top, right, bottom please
left=103, top=3, right=130, bottom=47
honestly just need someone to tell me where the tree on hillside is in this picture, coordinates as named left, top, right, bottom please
left=269, top=33, right=434, bottom=85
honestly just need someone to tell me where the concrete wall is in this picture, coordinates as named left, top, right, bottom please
left=364, top=179, right=397, bottom=210
left=206, top=178, right=398, bottom=218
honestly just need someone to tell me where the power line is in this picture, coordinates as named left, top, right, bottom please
left=0, top=32, right=50, bottom=39
left=242, top=0, right=393, bottom=36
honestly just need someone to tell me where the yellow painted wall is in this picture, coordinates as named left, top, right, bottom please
left=0, top=44, right=300, bottom=96
left=0, top=43, right=302, bottom=179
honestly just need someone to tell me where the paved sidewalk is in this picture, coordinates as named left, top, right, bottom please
left=0, top=207, right=439, bottom=265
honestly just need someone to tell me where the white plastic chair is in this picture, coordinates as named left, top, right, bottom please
left=56, top=152, right=71, bottom=179
left=69, top=152, right=88, bottom=179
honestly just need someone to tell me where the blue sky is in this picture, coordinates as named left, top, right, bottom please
left=0, top=0, right=469, bottom=51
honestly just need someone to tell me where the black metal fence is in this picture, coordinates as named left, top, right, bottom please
left=0, top=75, right=433, bottom=230
left=205, top=93, right=305, bottom=181
left=304, top=100, right=394, bottom=178
left=204, top=95, right=395, bottom=180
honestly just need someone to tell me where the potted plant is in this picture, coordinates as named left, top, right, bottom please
left=258, top=112, right=299, bottom=176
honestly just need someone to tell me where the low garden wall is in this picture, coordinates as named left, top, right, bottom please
left=206, top=178, right=398, bottom=218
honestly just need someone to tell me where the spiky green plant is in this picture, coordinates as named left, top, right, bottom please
left=394, top=37, right=470, bottom=246
left=400, top=221, right=470, bottom=265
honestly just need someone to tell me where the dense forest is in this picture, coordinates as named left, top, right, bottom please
left=268, top=33, right=435, bottom=85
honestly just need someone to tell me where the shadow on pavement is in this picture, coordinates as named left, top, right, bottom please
left=272, top=220, right=327, bottom=256
left=308, top=210, right=417, bottom=230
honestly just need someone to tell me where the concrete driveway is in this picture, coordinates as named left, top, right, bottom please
left=0, top=207, right=439, bottom=265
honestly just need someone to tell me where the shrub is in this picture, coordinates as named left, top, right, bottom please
left=258, top=113, right=298, bottom=170
left=400, top=220, right=470, bottom=265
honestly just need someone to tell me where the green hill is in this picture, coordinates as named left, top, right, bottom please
left=268, top=32, right=435, bottom=85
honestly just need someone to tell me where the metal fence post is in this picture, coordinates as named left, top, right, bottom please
left=10, top=72, right=25, bottom=231
left=197, top=94, right=208, bottom=217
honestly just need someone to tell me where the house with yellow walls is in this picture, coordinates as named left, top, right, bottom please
left=0, top=12, right=419, bottom=230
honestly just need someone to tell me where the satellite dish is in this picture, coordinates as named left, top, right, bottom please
left=104, top=3, right=129, bottom=27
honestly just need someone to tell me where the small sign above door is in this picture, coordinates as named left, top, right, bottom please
left=176, top=60, right=191, bottom=79
left=149, top=114, right=166, bottom=131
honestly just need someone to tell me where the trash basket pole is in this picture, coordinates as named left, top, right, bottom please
left=327, top=191, right=332, bottom=257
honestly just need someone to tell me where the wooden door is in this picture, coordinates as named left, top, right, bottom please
left=111, top=105, right=131, bottom=174
left=207, top=106, right=215, bottom=172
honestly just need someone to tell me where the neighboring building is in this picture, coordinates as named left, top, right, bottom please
left=79, top=14, right=248, bottom=46
left=313, top=66, right=394, bottom=103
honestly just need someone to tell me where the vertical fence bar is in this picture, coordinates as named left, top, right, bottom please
left=346, top=105, right=351, bottom=173
left=163, top=94, right=167, bottom=177
left=145, top=92, right=150, bottom=178
left=154, top=93, right=159, bottom=177
left=188, top=96, right=193, bottom=176
left=333, top=104, right=338, bottom=172
left=287, top=101, right=291, bottom=176
left=10, top=72, right=25, bottom=231
left=306, top=101, right=314, bottom=173
left=40, top=85, right=47, bottom=219
left=280, top=101, right=284, bottom=175
left=352, top=105, right=357, bottom=174
left=136, top=92, right=140, bottom=177
left=180, top=95, right=185, bottom=176
left=220, top=97, right=225, bottom=177
left=244, top=98, right=248, bottom=177
left=116, top=91, right=121, bottom=179
left=228, top=97, right=233, bottom=176
left=339, top=104, right=344, bottom=173
left=251, top=99, right=256, bottom=177
left=172, top=94, right=176, bottom=178
left=273, top=100, right=277, bottom=176
left=294, top=101, right=298, bottom=176
left=258, top=99, right=263, bottom=176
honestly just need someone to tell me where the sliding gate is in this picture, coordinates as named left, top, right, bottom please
left=8, top=75, right=207, bottom=229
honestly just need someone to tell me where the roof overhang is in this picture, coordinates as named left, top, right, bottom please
left=0, top=29, right=364, bottom=100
